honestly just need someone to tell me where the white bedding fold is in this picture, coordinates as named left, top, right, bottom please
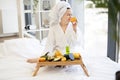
left=3, top=38, right=45, bottom=58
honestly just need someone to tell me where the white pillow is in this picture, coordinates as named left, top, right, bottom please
left=4, top=38, right=44, bottom=58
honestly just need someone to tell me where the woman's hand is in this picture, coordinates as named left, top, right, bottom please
left=70, top=17, right=77, bottom=32
left=72, top=21, right=77, bottom=33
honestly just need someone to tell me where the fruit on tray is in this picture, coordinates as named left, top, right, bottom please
left=41, top=52, right=49, bottom=60
left=38, top=50, right=81, bottom=62
left=73, top=53, right=81, bottom=59
left=53, top=57, right=61, bottom=62
left=39, top=57, right=46, bottom=62
left=47, top=56, right=54, bottom=61
left=69, top=53, right=74, bottom=61
left=54, top=50, right=62, bottom=57
left=39, top=52, right=50, bottom=62
left=64, top=54, right=69, bottom=60
left=64, top=53, right=74, bottom=61
left=70, top=17, right=77, bottom=22
left=61, top=57, right=67, bottom=61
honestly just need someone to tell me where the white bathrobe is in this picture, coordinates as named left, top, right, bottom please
left=43, top=22, right=81, bottom=56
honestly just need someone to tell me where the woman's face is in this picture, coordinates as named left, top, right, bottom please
left=61, top=9, right=72, bottom=25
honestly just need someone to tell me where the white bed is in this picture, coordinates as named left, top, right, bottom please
left=0, top=38, right=119, bottom=80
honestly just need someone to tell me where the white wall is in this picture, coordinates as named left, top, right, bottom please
left=0, top=0, right=18, bottom=34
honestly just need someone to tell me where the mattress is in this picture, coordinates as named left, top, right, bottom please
left=0, top=38, right=119, bottom=80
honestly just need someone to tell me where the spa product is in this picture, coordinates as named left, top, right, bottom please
left=66, top=46, right=70, bottom=54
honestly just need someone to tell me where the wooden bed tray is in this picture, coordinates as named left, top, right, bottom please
left=32, top=59, right=89, bottom=77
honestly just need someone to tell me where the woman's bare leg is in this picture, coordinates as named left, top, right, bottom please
left=27, top=58, right=38, bottom=63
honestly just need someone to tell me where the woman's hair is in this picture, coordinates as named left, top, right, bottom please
left=49, top=1, right=72, bottom=27
left=67, top=7, right=70, bottom=9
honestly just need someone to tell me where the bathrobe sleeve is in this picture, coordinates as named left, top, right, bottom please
left=66, top=23, right=81, bottom=48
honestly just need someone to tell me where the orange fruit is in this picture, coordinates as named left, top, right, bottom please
left=39, top=57, right=46, bottom=62
left=73, top=53, right=81, bottom=59
left=54, top=50, right=62, bottom=57
left=70, top=17, right=77, bottom=22
left=61, top=57, right=67, bottom=61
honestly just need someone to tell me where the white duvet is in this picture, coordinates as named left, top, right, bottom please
left=0, top=38, right=120, bottom=80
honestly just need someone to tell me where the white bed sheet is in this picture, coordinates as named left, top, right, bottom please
left=0, top=43, right=6, bottom=57
left=0, top=56, right=119, bottom=80
left=0, top=38, right=120, bottom=80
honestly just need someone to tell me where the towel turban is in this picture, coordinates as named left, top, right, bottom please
left=49, top=1, right=72, bottom=27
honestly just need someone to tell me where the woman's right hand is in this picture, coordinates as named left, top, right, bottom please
left=70, top=17, right=77, bottom=32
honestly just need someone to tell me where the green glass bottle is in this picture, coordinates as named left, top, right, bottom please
left=66, top=46, right=70, bottom=54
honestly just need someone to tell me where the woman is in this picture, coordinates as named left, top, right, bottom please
left=27, top=1, right=81, bottom=63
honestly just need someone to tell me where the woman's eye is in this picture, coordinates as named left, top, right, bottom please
left=67, top=14, right=70, bottom=16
